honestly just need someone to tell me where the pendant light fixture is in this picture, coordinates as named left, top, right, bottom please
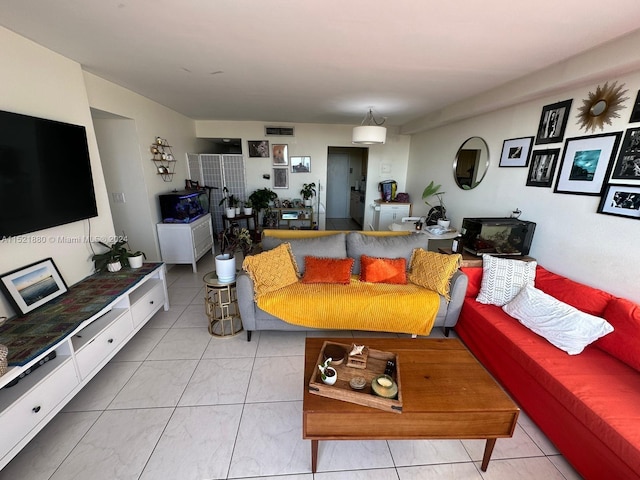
left=352, top=108, right=387, bottom=145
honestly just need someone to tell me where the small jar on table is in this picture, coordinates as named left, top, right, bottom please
left=203, top=272, right=243, bottom=337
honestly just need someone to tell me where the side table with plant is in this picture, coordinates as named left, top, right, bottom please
left=215, top=222, right=253, bottom=283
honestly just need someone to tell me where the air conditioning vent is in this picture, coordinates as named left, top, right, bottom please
left=265, top=126, right=295, bottom=136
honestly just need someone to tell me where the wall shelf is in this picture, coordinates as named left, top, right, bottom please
left=151, top=137, right=176, bottom=182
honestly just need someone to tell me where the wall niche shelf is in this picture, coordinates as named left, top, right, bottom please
left=151, top=136, right=176, bottom=182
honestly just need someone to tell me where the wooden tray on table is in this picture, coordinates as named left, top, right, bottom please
left=308, top=341, right=403, bottom=413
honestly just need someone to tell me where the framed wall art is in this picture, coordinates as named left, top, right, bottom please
left=290, top=156, right=311, bottom=173
left=535, top=99, right=572, bottom=145
left=554, top=132, right=622, bottom=195
left=629, top=90, right=640, bottom=123
left=273, top=167, right=288, bottom=189
left=0, top=258, right=68, bottom=315
left=272, top=144, right=288, bottom=165
left=248, top=140, right=270, bottom=158
left=499, top=136, right=534, bottom=167
left=611, top=127, right=640, bottom=183
left=597, top=184, right=640, bottom=219
left=526, top=148, right=560, bottom=188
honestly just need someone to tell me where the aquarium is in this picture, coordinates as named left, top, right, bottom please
left=461, top=217, right=536, bottom=256
left=159, top=190, right=209, bottom=223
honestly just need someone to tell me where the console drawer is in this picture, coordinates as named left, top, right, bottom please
left=130, top=280, right=165, bottom=327
left=0, top=360, right=77, bottom=456
left=75, top=310, right=133, bottom=379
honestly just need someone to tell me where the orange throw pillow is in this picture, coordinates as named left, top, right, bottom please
left=301, top=257, right=354, bottom=284
left=360, top=255, right=407, bottom=284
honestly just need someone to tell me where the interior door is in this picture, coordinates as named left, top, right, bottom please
left=326, top=152, right=350, bottom=217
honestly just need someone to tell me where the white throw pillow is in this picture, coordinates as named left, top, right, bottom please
left=476, top=254, right=537, bottom=306
left=503, top=284, right=613, bottom=355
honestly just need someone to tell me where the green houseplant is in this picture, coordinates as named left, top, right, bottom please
left=92, top=239, right=146, bottom=272
left=422, top=181, right=448, bottom=225
left=300, top=183, right=316, bottom=206
left=215, top=222, right=253, bottom=283
left=249, top=188, right=278, bottom=227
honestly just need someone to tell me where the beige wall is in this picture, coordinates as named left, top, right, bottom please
left=195, top=121, right=410, bottom=228
left=0, top=27, right=115, bottom=318
left=407, top=69, right=640, bottom=303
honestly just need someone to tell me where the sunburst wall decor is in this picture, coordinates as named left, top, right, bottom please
left=576, top=81, right=629, bottom=132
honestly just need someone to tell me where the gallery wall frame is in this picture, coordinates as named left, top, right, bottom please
left=248, top=140, right=270, bottom=158
left=597, top=183, right=640, bottom=219
left=526, top=148, right=560, bottom=188
left=273, top=167, right=288, bottom=189
left=554, top=132, right=622, bottom=195
left=629, top=90, right=640, bottom=123
left=272, top=144, right=288, bottom=165
left=0, top=258, right=68, bottom=316
left=535, top=99, right=572, bottom=145
left=499, top=136, right=534, bottom=167
left=611, top=127, right=640, bottom=184
left=290, top=156, right=311, bottom=173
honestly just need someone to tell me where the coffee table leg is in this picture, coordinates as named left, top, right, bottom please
left=481, top=438, right=497, bottom=471
left=310, top=440, right=318, bottom=473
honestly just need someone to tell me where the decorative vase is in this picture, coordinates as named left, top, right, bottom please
left=321, top=366, right=337, bottom=385
left=226, top=207, right=236, bottom=218
left=215, top=254, right=236, bottom=283
left=128, top=254, right=144, bottom=269
left=107, top=261, right=122, bottom=272
left=243, top=207, right=253, bottom=216
left=437, top=219, right=451, bottom=229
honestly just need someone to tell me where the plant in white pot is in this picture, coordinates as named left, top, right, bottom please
left=126, top=250, right=146, bottom=268
left=243, top=200, right=253, bottom=216
left=92, top=239, right=147, bottom=272
left=215, top=222, right=253, bottom=283
left=300, top=183, right=316, bottom=207
left=219, top=187, right=236, bottom=218
left=422, top=181, right=449, bottom=227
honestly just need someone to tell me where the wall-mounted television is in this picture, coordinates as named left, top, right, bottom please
left=0, top=110, right=98, bottom=238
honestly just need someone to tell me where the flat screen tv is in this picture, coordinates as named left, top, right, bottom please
left=0, top=110, right=98, bottom=238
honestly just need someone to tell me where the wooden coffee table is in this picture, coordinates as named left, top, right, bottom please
left=303, top=337, right=519, bottom=473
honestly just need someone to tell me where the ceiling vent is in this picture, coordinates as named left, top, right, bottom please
left=265, top=126, right=295, bottom=136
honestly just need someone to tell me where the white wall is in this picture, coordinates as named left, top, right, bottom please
left=0, top=27, right=115, bottom=318
left=407, top=70, right=640, bottom=303
left=195, top=121, right=410, bottom=228
left=83, top=72, right=200, bottom=259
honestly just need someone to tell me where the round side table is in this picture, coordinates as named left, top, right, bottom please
left=203, top=272, right=243, bottom=337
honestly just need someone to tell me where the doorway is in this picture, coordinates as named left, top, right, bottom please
left=326, top=147, right=368, bottom=230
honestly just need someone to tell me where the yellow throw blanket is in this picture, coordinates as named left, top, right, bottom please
left=256, top=276, right=440, bottom=336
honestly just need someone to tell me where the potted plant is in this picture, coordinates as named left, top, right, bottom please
left=219, top=187, right=236, bottom=218
left=422, top=181, right=449, bottom=227
left=300, top=183, right=316, bottom=207
left=318, top=358, right=337, bottom=385
left=92, top=240, right=129, bottom=272
left=215, top=222, right=253, bottom=283
left=248, top=188, right=278, bottom=227
left=243, top=200, right=253, bottom=216
left=126, top=249, right=146, bottom=268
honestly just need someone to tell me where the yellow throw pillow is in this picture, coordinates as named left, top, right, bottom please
left=408, top=249, right=461, bottom=300
left=242, top=242, right=299, bottom=298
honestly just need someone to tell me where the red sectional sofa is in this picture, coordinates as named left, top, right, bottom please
left=456, top=265, right=640, bottom=480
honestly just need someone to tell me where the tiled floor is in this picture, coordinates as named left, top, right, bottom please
left=326, top=217, right=362, bottom=231
left=0, top=252, right=584, bottom=480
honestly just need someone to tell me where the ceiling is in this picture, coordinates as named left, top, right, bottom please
left=2, top=1, right=640, bottom=128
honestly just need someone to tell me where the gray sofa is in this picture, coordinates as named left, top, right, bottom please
left=237, top=231, right=469, bottom=341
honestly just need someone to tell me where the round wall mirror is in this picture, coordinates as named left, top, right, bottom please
left=453, top=136, right=490, bottom=190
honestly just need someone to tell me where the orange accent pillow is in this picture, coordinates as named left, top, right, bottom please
left=301, top=257, right=354, bottom=284
left=360, top=255, right=407, bottom=284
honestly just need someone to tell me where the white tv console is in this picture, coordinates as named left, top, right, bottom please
left=0, top=264, right=169, bottom=470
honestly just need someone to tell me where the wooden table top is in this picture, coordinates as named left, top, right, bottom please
left=303, top=337, right=519, bottom=440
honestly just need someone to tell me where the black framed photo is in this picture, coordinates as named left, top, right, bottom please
left=0, top=258, right=68, bottom=315
left=535, top=99, right=573, bottom=145
left=554, top=132, right=622, bottom=195
left=611, top=127, right=640, bottom=183
left=597, top=184, right=640, bottom=219
left=272, top=144, right=288, bottom=165
left=273, top=167, right=288, bottom=189
left=499, top=136, right=534, bottom=167
left=629, top=90, right=640, bottom=123
left=526, top=148, right=560, bottom=187
left=248, top=140, right=270, bottom=158
left=290, top=156, right=311, bottom=173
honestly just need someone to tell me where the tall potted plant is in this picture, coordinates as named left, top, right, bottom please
left=215, top=222, right=253, bottom=283
left=300, top=183, right=316, bottom=207
left=248, top=188, right=278, bottom=227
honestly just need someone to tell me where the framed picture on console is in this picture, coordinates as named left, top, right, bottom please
left=499, top=136, right=534, bottom=167
left=554, top=132, right=622, bottom=195
left=597, top=184, right=640, bottom=219
left=0, top=258, right=68, bottom=315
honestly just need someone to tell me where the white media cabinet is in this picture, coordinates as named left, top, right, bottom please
left=0, top=264, right=169, bottom=470
left=157, top=213, right=214, bottom=273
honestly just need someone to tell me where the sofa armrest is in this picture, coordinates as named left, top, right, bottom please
left=236, top=272, right=257, bottom=332
left=444, top=270, right=469, bottom=329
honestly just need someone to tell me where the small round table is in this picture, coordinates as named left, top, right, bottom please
left=202, top=272, right=243, bottom=337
